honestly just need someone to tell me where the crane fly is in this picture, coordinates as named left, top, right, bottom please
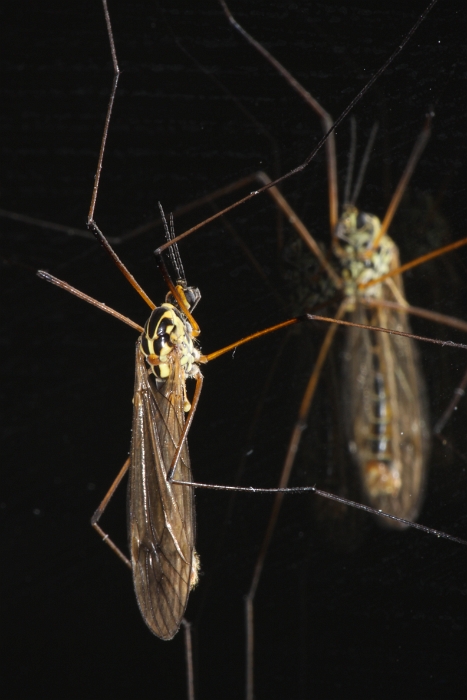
left=113, top=217, right=202, bottom=640
left=215, top=0, right=461, bottom=528
left=40, top=209, right=203, bottom=640
left=127, top=230, right=202, bottom=640
left=267, top=116, right=433, bottom=527
left=323, top=122, right=431, bottom=526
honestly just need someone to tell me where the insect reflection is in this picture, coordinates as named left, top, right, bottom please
left=217, top=1, right=465, bottom=531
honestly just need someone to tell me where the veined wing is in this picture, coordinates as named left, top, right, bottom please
left=342, top=274, right=430, bottom=525
left=128, top=342, right=196, bottom=639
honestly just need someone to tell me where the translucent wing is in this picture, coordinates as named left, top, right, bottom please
left=342, top=273, right=430, bottom=525
left=128, top=342, right=196, bottom=639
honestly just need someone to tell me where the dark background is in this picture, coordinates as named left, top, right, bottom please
left=1, top=1, right=467, bottom=698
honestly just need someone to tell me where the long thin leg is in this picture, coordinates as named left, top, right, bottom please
left=171, top=478, right=467, bottom=543
left=0, top=174, right=267, bottom=245
left=219, top=0, right=338, bottom=233
left=434, top=366, right=467, bottom=436
left=36, top=271, right=144, bottom=332
left=181, top=619, right=195, bottom=700
left=91, top=457, right=131, bottom=568
left=89, top=222, right=156, bottom=310
left=432, top=364, right=467, bottom=466
left=361, top=234, right=467, bottom=292
left=371, top=115, right=432, bottom=249
left=360, top=297, right=467, bottom=335
left=91, top=455, right=197, bottom=699
left=167, top=374, right=204, bottom=481
left=245, top=300, right=347, bottom=700
left=87, top=0, right=120, bottom=226
left=203, top=312, right=467, bottom=363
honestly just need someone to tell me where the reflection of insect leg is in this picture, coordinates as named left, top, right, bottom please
left=433, top=366, right=467, bottom=461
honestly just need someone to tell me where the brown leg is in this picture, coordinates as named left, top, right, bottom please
left=167, top=374, right=204, bottom=482
left=91, top=457, right=131, bottom=569
left=181, top=619, right=195, bottom=700
left=245, top=300, right=347, bottom=700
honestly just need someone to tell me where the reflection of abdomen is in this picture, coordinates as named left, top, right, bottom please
left=343, top=302, right=430, bottom=528
left=361, top=331, right=402, bottom=500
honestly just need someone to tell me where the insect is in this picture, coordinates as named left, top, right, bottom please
left=86, top=216, right=203, bottom=641
left=2, top=1, right=467, bottom=699
left=434, top=361, right=467, bottom=459
left=214, top=0, right=467, bottom=532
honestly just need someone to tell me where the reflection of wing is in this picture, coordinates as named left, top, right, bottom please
left=342, top=277, right=430, bottom=525
left=128, top=342, right=195, bottom=640
left=302, top=337, right=367, bottom=552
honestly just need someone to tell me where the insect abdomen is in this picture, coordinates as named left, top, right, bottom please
left=343, top=303, right=429, bottom=526
left=360, top=332, right=402, bottom=499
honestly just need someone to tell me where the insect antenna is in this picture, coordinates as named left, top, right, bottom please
left=157, top=202, right=201, bottom=321
left=343, top=117, right=357, bottom=207
left=348, top=122, right=379, bottom=207
left=159, top=202, right=187, bottom=286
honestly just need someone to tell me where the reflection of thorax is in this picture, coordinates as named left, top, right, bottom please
left=334, top=206, right=400, bottom=307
